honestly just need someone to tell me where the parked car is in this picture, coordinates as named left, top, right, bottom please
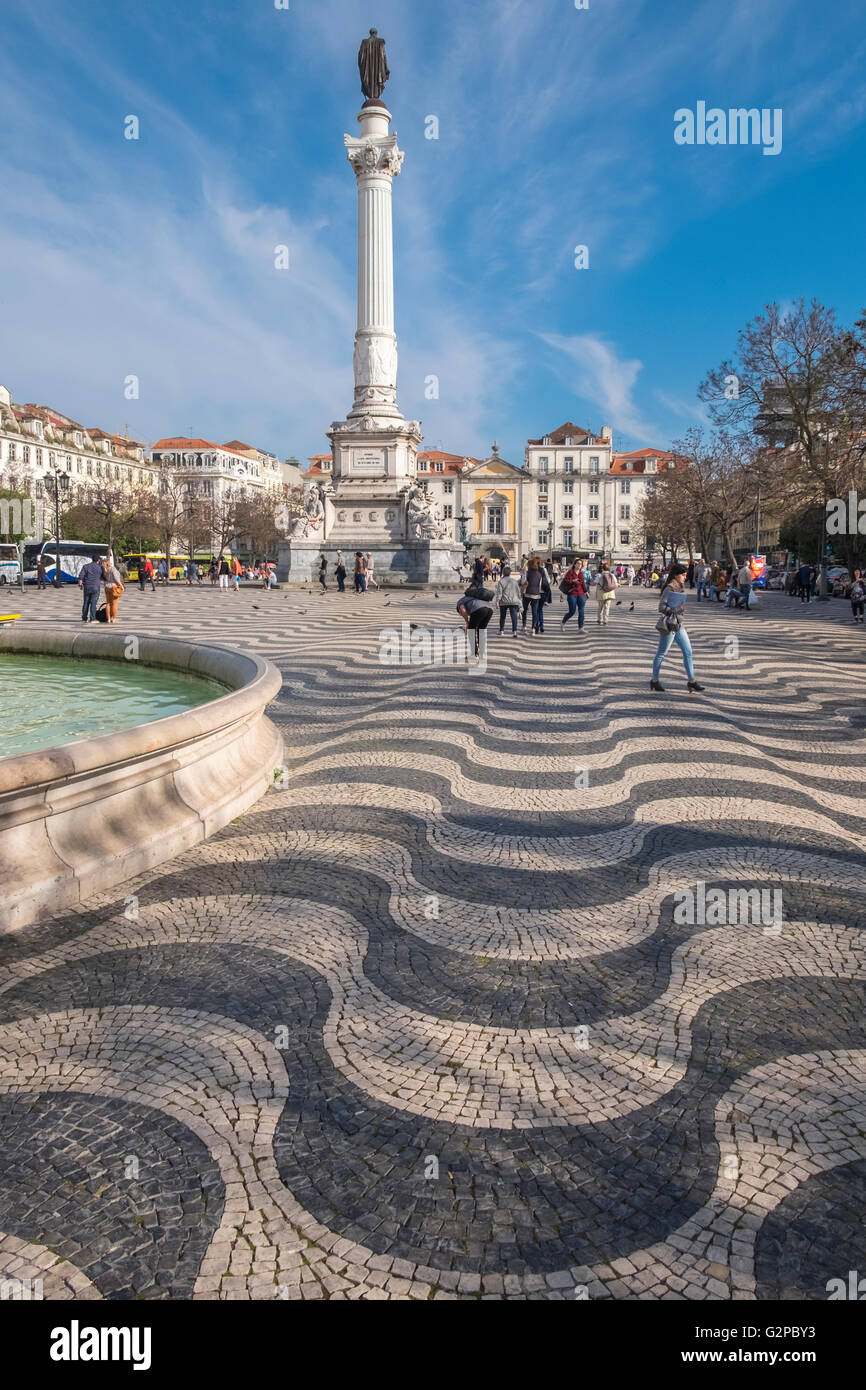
left=766, top=568, right=787, bottom=590
left=826, top=566, right=850, bottom=597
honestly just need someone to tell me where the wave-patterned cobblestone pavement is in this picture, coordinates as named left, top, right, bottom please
left=2, top=584, right=865, bottom=1299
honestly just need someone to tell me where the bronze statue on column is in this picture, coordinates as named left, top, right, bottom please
left=358, top=28, right=389, bottom=102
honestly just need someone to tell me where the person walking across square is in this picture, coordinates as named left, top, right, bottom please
left=596, top=561, right=618, bottom=624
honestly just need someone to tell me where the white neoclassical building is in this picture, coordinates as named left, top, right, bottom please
left=0, top=384, right=155, bottom=511
left=412, top=424, right=683, bottom=566
left=150, top=437, right=284, bottom=504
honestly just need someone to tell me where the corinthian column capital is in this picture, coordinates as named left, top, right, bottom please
left=345, top=134, right=404, bottom=181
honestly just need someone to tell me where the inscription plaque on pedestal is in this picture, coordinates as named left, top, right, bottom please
left=351, top=449, right=386, bottom=474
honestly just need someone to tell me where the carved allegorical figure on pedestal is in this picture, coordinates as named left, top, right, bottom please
left=290, top=483, right=326, bottom=539
left=405, top=483, right=448, bottom=541
left=358, top=28, right=390, bottom=102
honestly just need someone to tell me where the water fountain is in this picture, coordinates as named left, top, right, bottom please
left=0, top=624, right=284, bottom=932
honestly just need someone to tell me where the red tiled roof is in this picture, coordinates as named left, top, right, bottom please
left=417, top=452, right=481, bottom=473
left=152, top=438, right=219, bottom=451
left=610, top=447, right=682, bottom=474
left=86, top=428, right=144, bottom=448
left=20, top=404, right=88, bottom=432
left=527, top=422, right=592, bottom=446
left=222, top=440, right=261, bottom=458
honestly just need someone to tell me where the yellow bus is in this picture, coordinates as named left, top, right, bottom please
left=124, top=553, right=209, bottom=582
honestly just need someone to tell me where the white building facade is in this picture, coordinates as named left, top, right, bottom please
left=0, top=384, right=155, bottom=519
left=415, top=425, right=682, bottom=566
left=150, top=437, right=284, bottom=506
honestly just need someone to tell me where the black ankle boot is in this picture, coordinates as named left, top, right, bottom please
left=688, top=680, right=705, bottom=692
left=650, top=679, right=664, bottom=691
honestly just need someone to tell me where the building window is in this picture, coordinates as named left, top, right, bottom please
left=538, top=504, right=548, bottom=521
left=620, top=505, right=630, bottom=520
left=621, top=478, right=631, bottom=493
left=442, top=504, right=453, bottom=519
left=36, top=448, right=43, bottom=468
left=538, top=529, right=549, bottom=546
left=562, top=504, right=573, bottom=520
left=542, top=435, right=551, bottom=446
left=561, top=529, right=573, bottom=549
left=8, top=443, right=15, bottom=462
left=589, top=456, right=599, bottom=472
left=485, top=506, right=504, bottom=534
left=433, top=461, right=443, bottom=472
left=23, top=445, right=30, bottom=464
left=620, top=530, right=630, bottom=545
left=49, top=452, right=55, bottom=467
left=538, top=456, right=549, bottom=472
left=589, top=530, right=599, bottom=546
left=564, top=456, right=574, bottom=472
left=444, top=479, right=453, bottom=494
left=564, top=479, right=574, bottom=494
left=589, top=505, right=599, bottom=520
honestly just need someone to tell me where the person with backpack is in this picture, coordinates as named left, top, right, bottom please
left=494, top=565, right=522, bottom=636
left=560, top=559, right=588, bottom=632
left=596, top=561, right=618, bottom=624
left=797, top=560, right=812, bottom=603
left=850, top=569, right=864, bottom=623
left=139, top=556, right=155, bottom=592
left=457, top=587, right=494, bottom=656
left=650, top=561, right=705, bottom=693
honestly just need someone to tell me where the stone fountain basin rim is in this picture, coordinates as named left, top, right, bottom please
left=0, top=625, right=283, bottom=795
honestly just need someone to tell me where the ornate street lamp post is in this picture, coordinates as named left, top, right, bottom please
left=43, top=466, right=70, bottom=588
left=457, top=506, right=470, bottom=563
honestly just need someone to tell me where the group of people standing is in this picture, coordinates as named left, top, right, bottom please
left=78, top=554, right=125, bottom=623
left=317, top=551, right=379, bottom=594
left=480, top=556, right=623, bottom=637
left=206, top=555, right=244, bottom=590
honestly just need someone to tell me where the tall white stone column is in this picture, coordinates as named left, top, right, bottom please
left=345, top=103, right=404, bottom=421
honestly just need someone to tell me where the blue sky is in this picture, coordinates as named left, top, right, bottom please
left=1, top=0, right=864, bottom=464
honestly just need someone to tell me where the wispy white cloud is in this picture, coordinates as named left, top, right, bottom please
left=653, top=391, right=711, bottom=427
left=538, top=331, right=657, bottom=440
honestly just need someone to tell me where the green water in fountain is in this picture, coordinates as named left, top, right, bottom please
left=0, top=654, right=222, bottom=757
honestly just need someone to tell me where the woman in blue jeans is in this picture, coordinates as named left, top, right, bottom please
left=523, top=556, right=548, bottom=635
left=650, top=563, right=705, bottom=692
left=560, top=560, right=588, bottom=631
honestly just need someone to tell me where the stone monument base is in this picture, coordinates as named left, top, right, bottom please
left=277, top=539, right=464, bottom=587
